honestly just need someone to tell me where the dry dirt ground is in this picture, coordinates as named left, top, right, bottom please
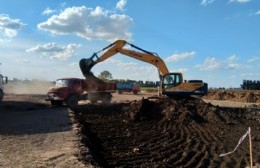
left=203, top=90, right=260, bottom=104
left=0, top=91, right=259, bottom=168
left=0, top=94, right=87, bottom=168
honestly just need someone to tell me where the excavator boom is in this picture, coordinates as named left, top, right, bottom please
left=80, top=40, right=169, bottom=79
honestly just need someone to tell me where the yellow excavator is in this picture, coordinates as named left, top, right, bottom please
left=79, top=40, right=208, bottom=97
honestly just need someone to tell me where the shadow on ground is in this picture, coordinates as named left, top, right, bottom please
left=0, top=101, right=71, bottom=135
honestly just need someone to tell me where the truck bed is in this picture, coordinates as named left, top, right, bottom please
left=82, top=74, right=117, bottom=92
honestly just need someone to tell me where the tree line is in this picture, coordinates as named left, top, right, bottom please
left=241, top=80, right=260, bottom=90
left=98, top=70, right=160, bottom=87
left=116, top=79, right=160, bottom=87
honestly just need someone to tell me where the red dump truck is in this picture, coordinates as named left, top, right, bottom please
left=46, top=75, right=116, bottom=107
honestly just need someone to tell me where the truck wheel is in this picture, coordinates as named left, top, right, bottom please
left=51, top=100, right=63, bottom=106
left=0, top=90, right=3, bottom=104
left=90, top=99, right=97, bottom=104
left=118, top=90, right=123, bottom=94
left=102, top=95, right=112, bottom=104
left=133, top=91, right=138, bottom=95
left=66, top=95, right=78, bottom=107
left=88, top=92, right=98, bottom=104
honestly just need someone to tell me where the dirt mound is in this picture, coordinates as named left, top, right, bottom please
left=204, top=90, right=260, bottom=103
left=128, top=98, right=163, bottom=121
left=128, top=98, right=244, bottom=125
left=73, top=98, right=260, bottom=167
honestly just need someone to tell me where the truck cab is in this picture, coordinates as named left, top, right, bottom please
left=0, top=74, right=8, bottom=103
left=47, top=78, right=83, bottom=106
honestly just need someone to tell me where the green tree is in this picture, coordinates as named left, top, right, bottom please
left=98, top=70, right=113, bottom=80
left=241, top=79, right=260, bottom=90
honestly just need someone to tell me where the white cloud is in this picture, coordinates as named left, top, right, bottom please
left=241, top=73, right=254, bottom=77
left=68, top=62, right=78, bottom=67
left=21, top=59, right=31, bottom=63
left=226, top=63, right=241, bottom=70
left=196, top=55, right=245, bottom=71
left=224, top=54, right=241, bottom=69
left=98, top=58, right=158, bottom=80
left=14, top=59, right=31, bottom=64
left=225, top=54, right=239, bottom=63
left=42, top=7, right=57, bottom=16
left=37, top=6, right=133, bottom=41
left=247, top=56, right=260, bottom=63
left=201, top=0, right=251, bottom=6
left=0, top=14, right=25, bottom=42
left=116, top=0, right=127, bottom=10
left=26, top=43, right=81, bottom=60
left=229, top=0, right=251, bottom=3
left=195, top=57, right=222, bottom=70
left=170, top=68, right=188, bottom=73
left=99, top=58, right=144, bottom=71
left=200, top=0, right=215, bottom=6
left=164, top=51, right=195, bottom=62
left=255, top=10, right=260, bottom=15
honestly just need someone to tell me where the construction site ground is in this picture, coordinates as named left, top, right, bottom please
left=0, top=91, right=259, bottom=168
left=0, top=94, right=87, bottom=168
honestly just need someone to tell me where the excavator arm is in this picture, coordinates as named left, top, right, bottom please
left=79, top=40, right=169, bottom=79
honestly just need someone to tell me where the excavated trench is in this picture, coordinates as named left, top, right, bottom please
left=72, top=98, right=260, bottom=168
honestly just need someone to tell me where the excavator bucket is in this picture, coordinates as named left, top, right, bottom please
left=79, top=58, right=96, bottom=77
left=80, top=53, right=101, bottom=77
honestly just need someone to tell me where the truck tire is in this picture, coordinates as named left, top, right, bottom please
left=66, top=95, right=78, bottom=107
left=101, top=93, right=112, bottom=104
left=118, top=90, right=123, bottom=94
left=88, top=92, right=98, bottom=104
left=0, top=90, right=3, bottom=104
left=90, top=99, right=97, bottom=104
left=51, top=100, right=63, bottom=106
left=133, top=91, right=138, bottom=95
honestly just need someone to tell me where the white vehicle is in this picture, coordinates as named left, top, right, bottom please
left=0, top=74, right=8, bottom=103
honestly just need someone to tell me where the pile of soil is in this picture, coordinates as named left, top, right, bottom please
left=203, top=90, right=260, bottom=103
left=128, top=98, right=255, bottom=124
left=72, top=98, right=260, bottom=167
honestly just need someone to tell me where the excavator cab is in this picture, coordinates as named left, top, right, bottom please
left=162, top=73, right=183, bottom=88
left=162, top=73, right=208, bottom=97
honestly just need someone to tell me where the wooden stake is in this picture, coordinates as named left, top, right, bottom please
left=249, top=127, right=253, bottom=168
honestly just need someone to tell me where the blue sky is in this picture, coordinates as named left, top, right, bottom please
left=0, top=0, right=259, bottom=88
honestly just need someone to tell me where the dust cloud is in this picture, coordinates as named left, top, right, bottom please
left=5, top=80, right=53, bottom=94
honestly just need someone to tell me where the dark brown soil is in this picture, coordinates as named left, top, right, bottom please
left=72, top=98, right=260, bottom=168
